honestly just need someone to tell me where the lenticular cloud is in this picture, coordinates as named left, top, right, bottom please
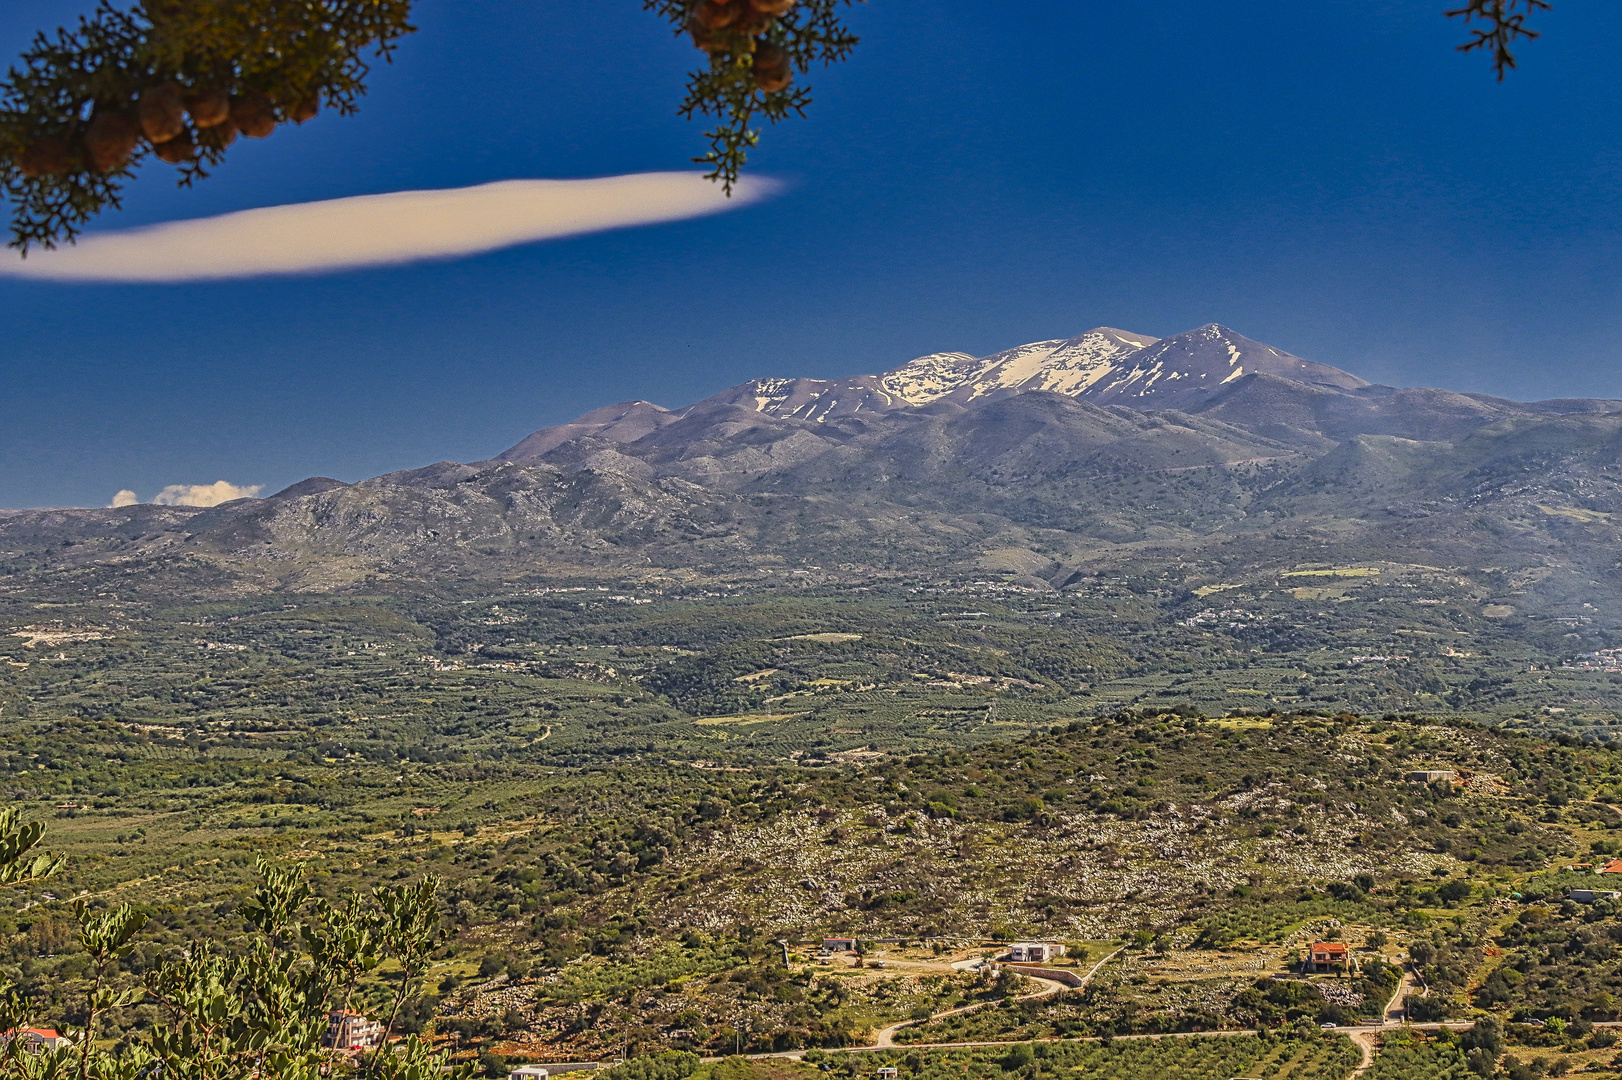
left=0, top=173, right=778, bottom=282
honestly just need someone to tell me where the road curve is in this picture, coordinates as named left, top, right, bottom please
left=871, top=947, right=1125, bottom=1049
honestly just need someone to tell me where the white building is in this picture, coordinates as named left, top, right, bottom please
left=1007, top=942, right=1065, bottom=963
left=321, top=1011, right=385, bottom=1051
left=1570, top=889, right=1622, bottom=904
left=513, top=1066, right=598, bottom=1076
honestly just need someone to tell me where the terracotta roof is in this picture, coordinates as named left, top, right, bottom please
left=1600, top=859, right=1622, bottom=873
left=1310, top=942, right=1348, bottom=954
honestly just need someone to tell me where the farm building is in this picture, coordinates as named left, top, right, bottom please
left=1404, top=770, right=1457, bottom=784
left=1306, top=942, right=1349, bottom=971
left=1570, top=889, right=1622, bottom=904
left=1007, top=942, right=1066, bottom=963
left=822, top=937, right=857, bottom=952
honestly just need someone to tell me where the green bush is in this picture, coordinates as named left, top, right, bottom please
left=604, top=1050, right=702, bottom=1080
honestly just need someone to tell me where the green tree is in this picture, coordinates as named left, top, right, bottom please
left=0, top=806, right=66, bottom=886
left=0, top=807, right=67, bottom=1080
left=0, top=814, right=464, bottom=1080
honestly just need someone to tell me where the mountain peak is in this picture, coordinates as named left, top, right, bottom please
left=1084, top=324, right=1368, bottom=408
left=494, top=322, right=1374, bottom=461
left=500, top=399, right=679, bottom=462
left=878, top=326, right=1163, bottom=406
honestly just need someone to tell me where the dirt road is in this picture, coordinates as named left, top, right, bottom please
left=870, top=947, right=1124, bottom=1048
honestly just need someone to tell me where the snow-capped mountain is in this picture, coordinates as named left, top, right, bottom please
left=1084, top=324, right=1367, bottom=408
left=683, top=374, right=905, bottom=422
left=498, top=322, right=1377, bottom=465
left=880, top=327, right=1159, bottom=404
left=676, top=322, right=1362, bottom=425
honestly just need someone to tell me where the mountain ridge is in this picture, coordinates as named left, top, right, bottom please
left=2, top=321, right=1620, bottom=627
left=495, top=321, right=1608, bottom=468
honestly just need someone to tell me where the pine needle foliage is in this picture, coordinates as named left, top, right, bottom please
left=643, top=0, right=861, bottom=192
left=0, top=0, right=414, bottom=253
left=1446, top=0, right=1554, bottom=79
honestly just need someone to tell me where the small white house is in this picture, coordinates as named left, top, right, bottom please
left=876, top=1069, right=899, bottom=1079
left=1007, top=942, right=1065, bottom=963
left=1570, top=889, right=1622, bottom=905
left=822, top=937, right=857, bottom=952
left=514, top=1065, right=598, bottom=1076
left=508, top=1069, right=550, bottom=1080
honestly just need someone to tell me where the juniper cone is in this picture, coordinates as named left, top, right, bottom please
left=754, top=65, right=790, bottom=90
left=688, top=21, right=725, bottom=52
left=199, top=120, right=238, bottom=150
left=288, top=97, right=320, bottom=124
left=138, top=84, right=187, bottom=143
left=186, top=89, right=231, bottom=128
left=84, top=112, right=140, bottom=171
left=695, top=0, right=740, bottom=30
left=231, top=93, right=277, bottom=138
left=17, top=136, right=73, bottom=177
left=734, top=9, right=774, bottom=35
left=152, top=131, right=197, bottom=163
left=753, top=42, right=791, bottom=90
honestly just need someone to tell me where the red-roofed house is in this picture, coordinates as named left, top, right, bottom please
left=1599, top=859, right=1622, bottom=874
left=1, top=1029, right=72, bottom=1052
left=1307, top=942, right=1349, bottom=971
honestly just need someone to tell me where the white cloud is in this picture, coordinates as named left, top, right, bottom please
left=151, top=481, right=263, bottom=507
left=109, top=489, right=139, bottom=508
left=0, top=173, right=778, bottom=282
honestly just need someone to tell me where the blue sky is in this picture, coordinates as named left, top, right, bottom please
left=5, top=0, right=1622, bottom=507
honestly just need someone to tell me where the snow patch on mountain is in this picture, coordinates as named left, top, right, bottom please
left=500, top=322, right=1375, bottom=459
left=1087, top=324, right=1367, bottom=406
left=728, top=323, right=1366, bottom=420
left=878, top=327, right=1159, bottom=406
left=877, top=350, right=983, bottom=404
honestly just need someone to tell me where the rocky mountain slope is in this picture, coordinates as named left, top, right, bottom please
left=1, top=323, right=1619, bottom=622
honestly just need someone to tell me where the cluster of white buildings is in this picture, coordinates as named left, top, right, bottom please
left=1564, top=648, right=1622, bottom=672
